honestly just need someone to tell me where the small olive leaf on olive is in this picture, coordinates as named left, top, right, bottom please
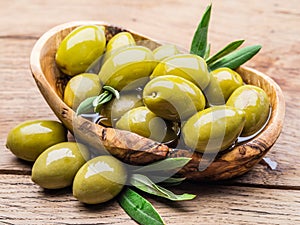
left=208, top=45, right=262, bottom=70
left=76, top=96, right=98, bottom=115
left=130, top=174, right=196, bottom=201
left=93, top=86, right=119, bottom=113
left=190, top=4, right=212, bottom=57
left=206, top=39, right=245, bottom=65
left=93, top=91, right=112, bottom=112
left=133, top=157, right=192, bottom=173
left=118, top=188, right=165, bottom=225
left=103, top=85, right=120, bottom=99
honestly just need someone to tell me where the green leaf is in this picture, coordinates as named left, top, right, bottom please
left=93, top=92, right=112, bottom=113
left=103, top=85, right=120, bottom=99
left=203, top=43, right=211, bottom=60
left=118, top=188, right=165, bottom=225
left=92, top=91, right=110, bottom=107
left=134, top=157, right=192, bottom=173
left=92, top=86, right=120, bottom=113
left=75, top=96, right=98, bottom=115
left=130, top=174, right=196, bottom=201
left=206, top=39, right=244, bottom=64
left=160, top=177, right=186, bottom=184
left=150, top=176, right=186, bottom=187
left=150, top=176, right=186, bottom=184
left=190, top=4, right=212, bottom=57
left=209, top=45, right=262, bottom=71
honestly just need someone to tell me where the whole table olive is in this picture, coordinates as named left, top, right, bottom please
left=103, top=31, right=136, bottom=63
left=100, top=90, right=144, bottom=127
left=204, top=67, right=243, bottom=106
left=150, top=53, right=210, bottom=90
left=143, top=75, right=206, bottom=121
left=98, top=45, right=157, bottom=91
left=31, top=142, right=89, bottom=189
left=63, top=73, right=102, bottom=110
left=72, top=155, right=127, bottom=204
left=115, top=106, right=175, bottom=142
left=182, top=105, right=246, bottom=153
left=226, top=84, right=270, bottom=136
left=56, top=25, right=106, bottom=76
left=6, top=120, right=68, bottom=162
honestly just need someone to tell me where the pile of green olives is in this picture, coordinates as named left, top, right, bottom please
left=6, top=119, right=127, bottom=204
left=5, top=25, right=271, bottom=205
left=58, top=25, right=270, bottom=154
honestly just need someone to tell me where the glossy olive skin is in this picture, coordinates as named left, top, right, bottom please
left=150, top=53, right=210, bottom=90
left=226, top=85, right=270, bottom=136
left=6, top=120, right=68, bottom=162
left=100, top=91, right=144, bottom=127
left=182, top=106, right=246, bottom=153
left=153, top=44, right=180, bottom=61
left=72, top=155, right=127, bottom=204
left=103, top=31, right=136, bottom=63
left=63, top=73, right=101, bottom=110
left=56, top=25, right=106, bottom=76
left=204, top=68, right=243, bottom=106
left=143, top=75, right=206, bottom=121
left=31, top=142, right=89, bottom=189
left=116, top=106, right=172, bottom=142
left=99, top=46, right=157, bottom=91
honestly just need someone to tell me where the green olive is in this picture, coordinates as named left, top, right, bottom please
left=63, top=73, right=102, bottom=110
left=56, top=25, right=106, bottom=76
left=115, top=106, right=169, bottom=142
left=103, top=32, right=136, bottom=63
left=153, top=44, right=180, bottom=61
left=72, top=155, right=127, bottom=204
left=143, top=75, right=206, bottom=121
left=98, top=46, right=157, bottom=91
left=204, top=68, right=244, bottom=106
left=6, top=120, right=68, bottom=162
left=100, top=90, right=144, bottom=127
left=182, top=105, right=246, bottom=153
left=150, top=53, right=210, bottom=90
left=31, top=142, right=89, bottom=189
left=226, top=85, right=270, bottom=136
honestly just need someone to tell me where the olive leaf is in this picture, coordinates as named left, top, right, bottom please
left=150, top=176, right=186, bottom=184
left=206, top=39, right=244, bottom=65
left=76, top=96, right=98, bottom=115
left=118, top=188, right=165, bottom=225
left=208, top=45, right=262, bottom=70
left=93, top=85, right=119, bottom=113
left=130, top=174, right=196, bottom=201
left=160, top=177, right=186, bottom=183
left=103, top=85, right=120, bottom=99
left=203, top=43, right=211, bottom=60
left=133, top=157, right=192, bottom=173
left=150, top=176, right=186, bottom=187
left=190, top=4, right=212, bottom=57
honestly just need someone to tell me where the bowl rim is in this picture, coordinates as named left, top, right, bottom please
left=29, top=21, right=286, bottom=181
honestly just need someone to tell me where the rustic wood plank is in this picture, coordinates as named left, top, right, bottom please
left=0, top=1, right=299, bottom=224
left=0, top=174, right=299, bottom=225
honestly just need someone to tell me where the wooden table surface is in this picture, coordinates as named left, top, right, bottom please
left=1, top=0, right=299, bottom=224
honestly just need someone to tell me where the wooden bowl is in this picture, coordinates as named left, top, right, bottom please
left=30, top=21, right=285, bottom=181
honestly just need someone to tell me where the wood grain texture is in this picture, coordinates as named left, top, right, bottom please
left=0, top=0, right=299, bottom=224
left=0, top=174, right=299, bottom=225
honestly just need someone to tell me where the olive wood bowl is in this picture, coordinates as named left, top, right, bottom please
left=30, top=21, right=285, bottom=181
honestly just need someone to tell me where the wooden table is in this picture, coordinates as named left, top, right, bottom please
left=1, top=0, right=299, bottom=224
